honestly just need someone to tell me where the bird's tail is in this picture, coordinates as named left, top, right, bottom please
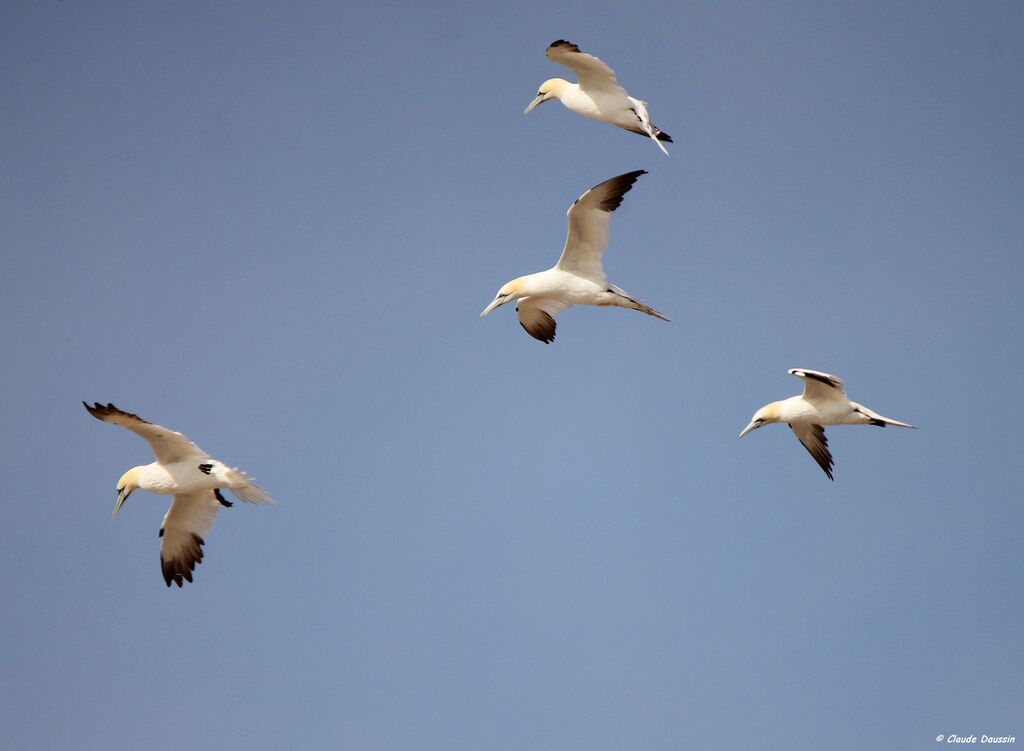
left=227, top=468, right=278, bottom=504
left=632, top=98, right=670, bottom=155
left=633, top=300, right=670, bottom=321
left=853, top=402, right=916, bottom=429
left=642, top=122, right=670, bottom=156
left=609, top=285, right=670, bottom=322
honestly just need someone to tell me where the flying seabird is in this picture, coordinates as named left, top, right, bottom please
left=738, top=369, right=916, bottom=480
left=524, top=39, right=673, bottom=155
left=84, top=402, right=275, bottom=586
left=480, top=170, right=669, bottom=343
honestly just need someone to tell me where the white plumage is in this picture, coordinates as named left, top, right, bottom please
left=84, top=402, right=275, bottom=586
left=739, top=369, right=916, bottom=480
left=480, top=170, right=669, bottom=343
left=524, top=40, right=673, bottom=155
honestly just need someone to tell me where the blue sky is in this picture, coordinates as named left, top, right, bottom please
left=2, top=1, right=1022, bottom=748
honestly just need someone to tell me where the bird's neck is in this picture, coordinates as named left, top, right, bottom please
left=511, top=272, right=550, bottom=298
left=138, top=463, right=176, bottom=493
left=548, top=78, right=575, bottom=99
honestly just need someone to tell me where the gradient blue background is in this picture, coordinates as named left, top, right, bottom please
left=2, top=1, right=1022, bottom=748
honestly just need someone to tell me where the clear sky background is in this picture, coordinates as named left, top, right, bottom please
left=2, top=1, right=1022, bottom=749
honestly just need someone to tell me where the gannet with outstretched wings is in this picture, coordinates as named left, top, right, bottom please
left=739, top=369, right=916, bottom=480
left=84, top=402, right=275, bottom=586
left=480, top=170, right=669, bottom=343
left=524, top=40, right=673, bottom=155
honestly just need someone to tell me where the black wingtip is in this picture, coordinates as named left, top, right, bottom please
left=612, top=170, right=646, bottom=209
left=520, top=317, right=556, bottom=344
left=83, top=401, right=134, bottom=422
left=621, top=169, right=648, bottom=183
left=160, top=533, right=205, bottom=588
left=618, top=168, right=648, bottom=186
left=657, top=132, right=673, bottom=143
left=801, top=371, right=838, bottom=388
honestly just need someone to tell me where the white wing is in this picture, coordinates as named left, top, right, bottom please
left=555, top=170, right=645, bottom=282
left=789, top=423, right=834, bottom=480
left=546, top=40, right=628, bottom=98
left=517, top=297, right=572, bottom=343
left=159, top=489, right=224, bottom=587
left=788, top=369, right=846, bottom=401
left=84, top=402, right=208, bottom=464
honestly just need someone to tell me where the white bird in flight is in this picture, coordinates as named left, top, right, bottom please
left=739, top=369, right=916, bottom=480
left=84, top=402, right=275, bottom=587
left=524, top=39, right=673, bottom=155
left=480, top=170, right=669, bottom=343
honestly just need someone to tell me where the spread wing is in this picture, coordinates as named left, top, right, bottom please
left=159, top=490, right=223, bottom=587
left=789, top=423, right=834, bottom=480
left=517, top=298, right=572, bottom=343
left=84, top=402, right=208, bottom=464
left=788, top=369, right=846, bottom=401
left=546, top=40, right=628, bottom=98
left=555, top=170, right=645, bottom=283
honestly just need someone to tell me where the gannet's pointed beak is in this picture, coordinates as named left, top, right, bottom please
left=480, top=297, right=504, bottom=317
left=112, top=487, right=132, bottom=517
left=739, top=421, right=761, bottom=439
left=523, top=95, right=545, bottom=115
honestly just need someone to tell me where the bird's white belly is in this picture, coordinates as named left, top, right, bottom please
left=534, top=272, right=607, bottom=304
left=140, top=462, right=221, bottom=494
left=563, top=89, right=632, bottom=125
left=789, top=400, right=853, bottom=425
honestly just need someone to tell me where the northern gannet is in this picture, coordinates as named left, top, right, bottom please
left=739, top=369, right=916, bottom=480
left=524, top=39, right=673, bottom=155
left=84, top=402, right=275, bottom=587
left=480, top=170, right=669, bottom=343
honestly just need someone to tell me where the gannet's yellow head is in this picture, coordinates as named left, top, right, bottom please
left=480, top=278, right=526, bottom=317
left=113, top=467, right=142, bottom=517
left=739, top=402, right=782, bottom=438
left=524, top=78, right=568, bottom=114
